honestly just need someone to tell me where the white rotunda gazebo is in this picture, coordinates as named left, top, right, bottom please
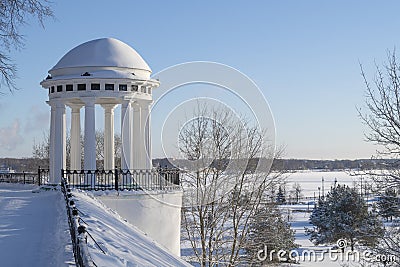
left=40, top=38, right=182, bottom=256
left=40, top=38, right=159, bottom=183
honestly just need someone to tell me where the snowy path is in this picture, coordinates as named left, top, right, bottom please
left=0, top=183, right=75, bottom=267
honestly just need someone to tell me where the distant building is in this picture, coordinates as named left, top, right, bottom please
left=0, top=166, right=15, bottom=174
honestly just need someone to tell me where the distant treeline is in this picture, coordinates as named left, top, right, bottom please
left=1, top=157, right=397, bottom=173
left=0, top=158, right=48, bottom=173
left=271, top=158, right=398, bottom=171
left=153, top=158, right=397, bottom=171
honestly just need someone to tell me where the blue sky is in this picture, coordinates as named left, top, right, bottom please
left=1, top=0, right=399, bottom=159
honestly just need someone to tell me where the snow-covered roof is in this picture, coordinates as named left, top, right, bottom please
left=48, top=69, right=143, bottom=81
left=50, top=38, right=151, bottom=73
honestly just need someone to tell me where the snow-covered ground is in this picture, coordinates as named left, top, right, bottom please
left=71, top=189, right=190, bottom=267
left=181, top=170, right=380, bottom=266
left=282, top=170, right=379, bottom=267
left=288, top=208, right=353, bottom=267
left=0, top=170, right=381, bottom=267
left=0, top=183, right=75, bottom=266
left=0, top=183, right=190, bottom=267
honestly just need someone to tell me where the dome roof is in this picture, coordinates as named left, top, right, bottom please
left=50, top=38, right=151, bottom=73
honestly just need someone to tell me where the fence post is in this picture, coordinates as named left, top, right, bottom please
left=23, top=171, right=26, bottom=184
left=38, top=167, right=41, bottom=186
left=114, top=168, right=119, bottom=191
left=61, top=169, right=64, bottom=185
left=159, top=168, right=163, bottom=190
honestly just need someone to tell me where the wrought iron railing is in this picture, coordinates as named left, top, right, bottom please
left=61, top=178, right=97, bottom=267
left=61, top=167, right=181, bottom=191
left=0, top=167, right=49, bottom=185
left=0, top=172, right=36, bottom=184
left=38, top=167, right=50, bottom=185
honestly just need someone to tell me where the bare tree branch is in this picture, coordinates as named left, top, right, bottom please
left=179, top=102, right=285, bottom=266
left=359, top=49, right=400, bottom=264
left=0, top=0, right=53, bottom=93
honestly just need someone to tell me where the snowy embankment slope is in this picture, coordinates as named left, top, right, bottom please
left=0, top=183, right=75, bottom=266
left=71, top=190, right=191, bottom=267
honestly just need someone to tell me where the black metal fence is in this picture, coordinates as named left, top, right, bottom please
left=0, top=167, right=49, bottom=185
left=62, top=167, right=181, bottom=191
left=38, top=167, right=50, bottom=185
left=61, top=178, right=96, bottom=267
left=0, top=172, right=35, bottom=184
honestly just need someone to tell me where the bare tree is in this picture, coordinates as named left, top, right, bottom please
left=32, top=131, right=72, bottom=168
left=95, top=129, right=122, bottom=169
left=292, top=182, right=303, bottom=204
left=359, top=51, right=400, bottom=157
left=359, top=50, right=400, bottom=263
left=0, top=0, right=53, bottom=92
left=32, top=131, right=50, bottom=160
left=32, top=130, right=121, bottom=169
left=179, top=103, right=284, bottom=266
left=359, top=51, right=400, bottom=189
left=95, top=129, right=105, bottom=165
left=32, top=131, right=50, bottom=168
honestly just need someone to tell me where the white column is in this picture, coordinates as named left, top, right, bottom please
left=48, top=101, right=55, bottom=182
left=68, top=104, right=83, bottom=170
left=121, top=100, right=131, bottom=170
left=132, top=102, right=142, bottom=169
left=141, top=102, right=152, bottom=170
left=53, top=99, right=66, bottom=184
left=101, top=104, right=117, bottom=170
left=63, top=109, right=66, bottom=170
left=82, top=97, right=96, bottom=185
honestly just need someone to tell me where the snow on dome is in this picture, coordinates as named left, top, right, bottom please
left=50, top=38, right=151, bottom=73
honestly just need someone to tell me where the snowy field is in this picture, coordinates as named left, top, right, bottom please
left=282, top=171, right=381, bottom=267
left=0, top=183, right=74, bottom=266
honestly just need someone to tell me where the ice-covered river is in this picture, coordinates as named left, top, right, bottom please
left=285, top=170, right=370, bottom=199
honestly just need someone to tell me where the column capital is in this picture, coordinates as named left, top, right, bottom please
left=67, top=103, right=84, bottom=111
left=49, top=98, right=65, bottom=108
left=135, top=99, right=153, bottom=108
left=81, top=97, right=97, bottom=106
left=121, top=98, right=132, bottom=109
left=101, top=103, right=118, bottom=111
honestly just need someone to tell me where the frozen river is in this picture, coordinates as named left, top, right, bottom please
left=285, top=170, right=368, bottom=199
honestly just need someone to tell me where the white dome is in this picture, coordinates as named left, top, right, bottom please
left=50, top=38, right=151, bottom=73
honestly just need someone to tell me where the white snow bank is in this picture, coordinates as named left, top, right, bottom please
left=0, top=183, right=75, bottom=266
left=71, top=190, right=190, bottom=267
